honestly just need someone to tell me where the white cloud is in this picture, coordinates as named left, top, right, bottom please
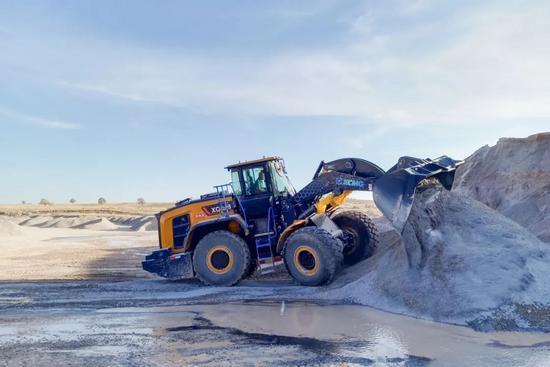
left=0, top=106, right=80, bottom=129
left=8, top=1, right=550, bottom=128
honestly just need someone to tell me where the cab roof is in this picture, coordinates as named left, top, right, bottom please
left=225, top=156, right=283, bottom=170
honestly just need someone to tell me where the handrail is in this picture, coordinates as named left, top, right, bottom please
left=267, top=206, right=276, bottom=240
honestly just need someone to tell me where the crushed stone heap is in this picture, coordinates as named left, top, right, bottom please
left=453, top=132, right=550, bottom=243
left=322, top=185, right=550, bottom=331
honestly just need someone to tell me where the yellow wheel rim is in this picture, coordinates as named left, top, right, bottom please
left=206, top=245, right=234, bottom=274
left=293, top=245, right=319, bottom=276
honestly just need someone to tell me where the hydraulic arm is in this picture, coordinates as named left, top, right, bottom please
left=292, top=156, right=462, bottom=231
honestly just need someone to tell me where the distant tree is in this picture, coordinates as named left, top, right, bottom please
left=39, top=198, right=51, bottom=206
left=21, top=200, right=26, bottom=205
left=70, top=198, right=76, bottom=204
left=137, top=198, right=146, bottom=205
left=98, top=197, right=107, bottom=205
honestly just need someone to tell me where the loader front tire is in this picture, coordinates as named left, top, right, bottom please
left=193, top=230, right=251, bottom=286
left=332, top=210, right=378, bottom=265
left=244, top=255, right=257, bottom=278
left=283, top=227, right=343, bottom=286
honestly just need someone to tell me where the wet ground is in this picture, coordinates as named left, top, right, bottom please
left=1, top=211, right=550, bottom=366
left=1, top=280, right=550, bottom=367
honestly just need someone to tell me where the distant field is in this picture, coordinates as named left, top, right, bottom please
left=0, top=198, right=379, bottom=217
left=0, top=202, right=173, bottom=216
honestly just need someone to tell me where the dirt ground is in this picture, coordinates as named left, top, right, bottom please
left=0, top=227, right=157, bottom=281
left=1, top=202, right=549, bottom=366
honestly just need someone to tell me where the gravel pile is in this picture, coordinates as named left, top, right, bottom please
left=318, top=185, right=550, bottom=331
left=454, top=132, right=550, bottom=243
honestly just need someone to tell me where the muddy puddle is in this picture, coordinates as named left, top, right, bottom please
left=2, top=301, right=549, bottom=366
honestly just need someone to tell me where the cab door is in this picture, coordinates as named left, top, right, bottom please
left=236, top=164, right=272, bottom=219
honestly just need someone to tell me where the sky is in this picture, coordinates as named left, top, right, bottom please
left=0, top=0, right=549, bottom=204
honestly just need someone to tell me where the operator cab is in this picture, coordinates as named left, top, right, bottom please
left=226, top=157, right=296, bottom=232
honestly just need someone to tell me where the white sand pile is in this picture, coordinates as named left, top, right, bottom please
left=8, top=216, right=31, bottom=225
left=127, top=216, right=149, bottom=230
left=0, top=217, right=24, bottom=236
left=15, top=214, right=156, bottom=232
left=108, top=216, right=158, bottom=231
left=136, top=216, right=158, bottom=232
left=109, top=216, right=140, bottom=226
left=37, top=217, right=64, bottom=228
left=21, top=216, right=56, bottom=227
left=454, top=132, right=550, bottom=242
left=15, top=215, right=106, bottom=229
left=49, top=216, right=100, bottom=228
left=75, top=217, right=119, bottom=230
left=320, top=185, right=550, bottom=331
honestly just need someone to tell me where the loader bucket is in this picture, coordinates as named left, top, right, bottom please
left=373, top=156, right=462, bottom=232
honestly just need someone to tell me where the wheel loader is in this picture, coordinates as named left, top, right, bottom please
left=142, top=155, right=461, bottom=286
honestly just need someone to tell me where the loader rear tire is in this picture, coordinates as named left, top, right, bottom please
left=193, top=230, right=251, bottom=286
left=332, top=210, right=378, bottom=265
left=283, top=227, right=343, bottom=286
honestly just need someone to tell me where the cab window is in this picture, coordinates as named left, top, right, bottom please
left=230, top=170, right=242, bottom=195
left=243, top=166, right=268, bottom=195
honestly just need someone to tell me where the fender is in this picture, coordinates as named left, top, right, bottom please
left=275, top=219, right=307, bottom=253
left=182, top=214, right=249, bottom=252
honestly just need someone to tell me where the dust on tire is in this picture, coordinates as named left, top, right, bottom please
left=193, top=230, right=251, bottom=286
left=332, top=210, right=378, bottom=265
left=283, top=226, right=343, bottom=286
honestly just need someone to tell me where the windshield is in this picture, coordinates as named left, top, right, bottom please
left=269, top=161, right=296, bottom=196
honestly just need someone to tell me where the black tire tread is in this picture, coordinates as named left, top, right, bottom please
left=244, top=250, right=257, bottom=278
left=332, top=210, right=378, bottom=262
left=283, top=226, right=342, bottom=285
left=331, top=236, right=345, bottom=272
left=193, top=230, right=251, bottom=286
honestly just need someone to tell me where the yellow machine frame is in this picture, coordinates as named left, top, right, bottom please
left=158, top=197, right=248, bottom=254
left=158, top=191, right=352, bottom=255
